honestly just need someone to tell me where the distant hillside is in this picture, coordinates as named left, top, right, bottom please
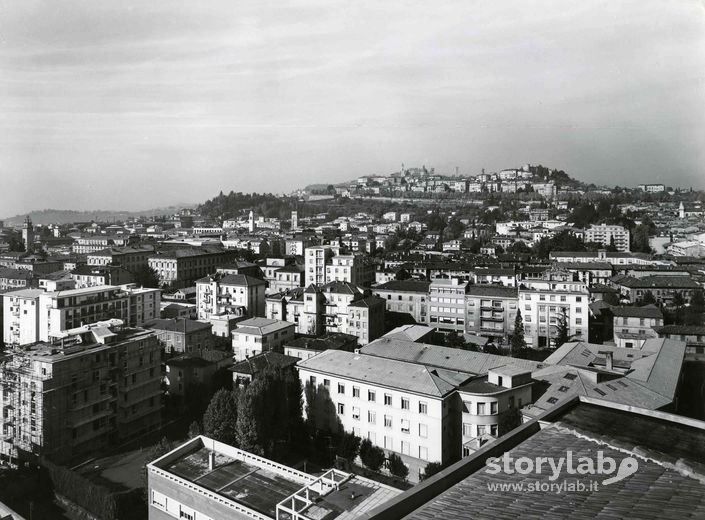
left=3, top=205, right=196, bottom=226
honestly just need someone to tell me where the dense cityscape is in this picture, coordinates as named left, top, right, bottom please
left=2, top=0, right=704, bottom=518
left=0, top=163, right=704, bottom=518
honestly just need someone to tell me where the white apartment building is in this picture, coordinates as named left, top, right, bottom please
left=585, top=224, right=631, bottom=252
left=518, top=269, right=590, bottom=348
left=324, top=254, right=374, bottom=287
left=304, top=245, right=334, bottom=286
left=3, top=289, right=44, bottom=346
left=4, top=285, right=160, bottom=346
left=298, top=350, right=463, bottom=482
left=428, top=279, right=468, bottom=332
left=231, top=318, right=295, bottom=361
left=195, top=273, right=266, bottom=321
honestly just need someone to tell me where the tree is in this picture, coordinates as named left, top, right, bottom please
left=510, top=309, right=526, bottom=353
left=554, top=307, right=569, bottom=348
left=359, top=439, right=386, bottom=472
left=642, top=291, right=656, bottom=305
left=672, top=292, right=685, bottom=308
left=203, top=388, right=239, bottom=446
left=133, top=265, right=161, bottom=288
left=188, top=421, right=202, bottom=438
left=421, top=462, right=443, bottom=481
left=387, top=453, right=409, bottom=480
left=336, top=431, right=361, bottom=461
left=691, top=289, right=705, bottom=312
left=236, top=367, right=304, bottom=457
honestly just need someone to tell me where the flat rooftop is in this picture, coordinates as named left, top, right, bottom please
left=150, top=437, right=400, bottom=520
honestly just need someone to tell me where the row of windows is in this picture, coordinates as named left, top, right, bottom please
left=337, top=404, right=429, bottom=437
left=312, top=377, right=429, bottom=413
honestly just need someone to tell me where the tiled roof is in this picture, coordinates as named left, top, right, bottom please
left=230, top=351, right=299, bottom=375
left=611, top=304, right=663, bottom=319
left=361, top=339, right=544, bottom=376
left=297, top=350, right=467, bottom=398
left=466, top=285, right=518, bottom=298
left=235, top=318, right=294, bottom=335
left=374, top=280, right=431, bottom=293
left=614, top=275, right=700, bottom=289
left=144, top=318, right=212, bottom=333
left=405, top=410, right=705, bottom=520
left=349, top=295, right=385, bottom=308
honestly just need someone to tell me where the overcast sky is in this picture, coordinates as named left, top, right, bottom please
left=1, top=0, right=704, bottom=216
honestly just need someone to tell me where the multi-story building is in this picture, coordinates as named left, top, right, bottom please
left=3, top=289, right=44, bottom=346
left=304, top=245, right=334, bottom=286
left=0, top=320, right=162, bottom=465
left=611, top=305, right=664, bottom=349
left=638, top=183, right=665, bottom=193
left=373, top=280, right=430, bottom=325
left=346, top=295, right=386, bottom=345
left=71, top=264, right=135, bottom=289
left=298, top=350, right=464, bottom=482
left=148, top=248, right=238, bottom=289
left=518, top=269, right=590, bottom=348
left=325, top=254, right=375, bottom=287
left=86, top=246, right=155, bottom=273
left=195, top=272, right=266, bottom=321
left=428, top=279, right=469, bottom=332
left=4, top=285, right=160, bottom=346
left=612, top=275, right=701, bottom=306
left=265, top=286, right=325, bottom=335
left=465, top=286, right=519, bottom=342
left=0, top=268, right=37, bottom=292
left=231, top=318, right=295, bottom=361
left=319, top=281, right=364, bottom=336
left=145, top=318, right=214, bottom=355
left=459, top=366, right=533, bottom=456
left=269, top=264, right=305, bottom=294
left=72, top=234, right=134, bottom=255
left=146, top=436, right=399, bottom=520
left=584, top=224, right=631, bottom=252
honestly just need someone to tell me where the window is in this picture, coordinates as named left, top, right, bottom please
left=401, top=397, right=410, bottom=410
left=419, top=446, right=428, bottom=461
left=309, top=376, right=316, bottom=386
left=384, top=393, right=392, bottom=406
left=384, top=415, right=392, bottom=428
left=491, top=424, right=498, bottom=436
left=368, top=390, right=376, bottom=402
left=337, top=403, right=345, bottom=414
left=352, top=406, right=360, bottom=420
left=368, top=411, right=376, bottom=424
left=337, top=383, right=345, bottom=395
left=352, top=386, right=360, bottom=398
left=477, top=402, right=486, bottom=415
left=490, top=402, right=498, bottom=415
left=419, top=423, right=428, bottom=438
left=477, top=425, right=486, bottom=436
left=547, top=397, right=559, bottom=404
left=324, top=379, right=330, bottom=388
left=401, top=419, right=410, bottom=434
left=419, top=401, right=428, bottom=414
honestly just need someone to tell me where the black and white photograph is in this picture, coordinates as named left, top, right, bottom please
left=0, top=1, right=704, bottom=519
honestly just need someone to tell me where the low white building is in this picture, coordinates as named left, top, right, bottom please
left=232, top=317, right=295, bottom=361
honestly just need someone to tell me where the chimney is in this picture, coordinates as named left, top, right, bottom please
left=208, top=450, right=216, bottom=471
left=599, top=351, right=614, bottom=371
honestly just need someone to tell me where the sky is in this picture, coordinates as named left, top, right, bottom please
left=1, top=0, right=704, bottom=216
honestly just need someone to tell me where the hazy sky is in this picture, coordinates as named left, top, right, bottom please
left=1, top=0, right=704, bottom=216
